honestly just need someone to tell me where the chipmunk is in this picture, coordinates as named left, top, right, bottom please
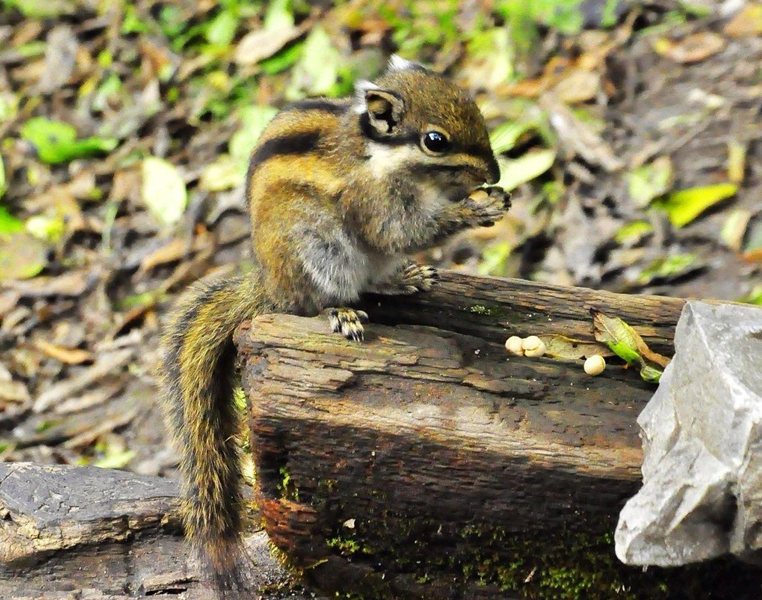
left=159, top=55, right=510, bottom=597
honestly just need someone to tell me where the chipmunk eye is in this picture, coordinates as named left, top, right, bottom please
left=422, top=131, right=450, bottom=154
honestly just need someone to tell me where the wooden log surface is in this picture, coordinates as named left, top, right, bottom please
left=0, top=462, right=317, bottom=599
left=236, top=272, right=762, bottom=600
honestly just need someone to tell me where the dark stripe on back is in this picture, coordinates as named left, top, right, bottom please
left=358, top=113, right=418, bottom=146
left=247, top=130, right=321, bottom=187
left=283, top=98, right=349, bottom=115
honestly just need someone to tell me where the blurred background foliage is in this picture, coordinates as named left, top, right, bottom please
left=0, top=0, right=760, bottom=506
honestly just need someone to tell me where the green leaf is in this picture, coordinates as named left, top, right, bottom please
left=0, top=206, right=23, bottom=235
left=200, top=155, right=245, bottom=191
left=638, top=253, right=698, bottom=285
left=0, top=232, right=48, bottom=281
left=93, top=449, right=136, bottom=470
left=615, top=221, right=653, bottom=245
left=141, top=158, right=188, bottom=225
left=229, top=105, right=278, bottom=163
left=0, top=154, right=6, bottom=200
left=496, top=149, right=556, bottom=191
left=259, top=41, right=304, bottom=75
left=478, top=242, right=512, bottom=277
left=738, top=285, right=762, bottom=306
left=591, top=310, right=669, bottom=383
left=592, top=310, right=641, bottom=367
left=26, top=214, right=65, bottom=243
left=287, top=26, right=343, bottom=98
left=640, top=365, right=663, bottom=383
left=467, top=28, right=514, bottom=88
left=21, top=118, right=117, bottom=164
left=655, top=183, right=737, bottom=227
left=490, top=120, right=538, bottom=154
left=4, top=0, right=76, bottom=18
left=264, top=0, right=294, bottom=31
left=627, top=157, right=673, bottom=207
left=207, top=10, right=239, bottom=47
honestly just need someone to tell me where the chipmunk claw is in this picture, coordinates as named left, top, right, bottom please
left=328, top=308, right=368, bottom=342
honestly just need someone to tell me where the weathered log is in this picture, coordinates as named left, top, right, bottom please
left=0, top=463, right=315, bottom=599
left=236, top=272, right=762, bottom=600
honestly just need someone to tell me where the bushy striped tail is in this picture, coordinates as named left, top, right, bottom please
left=159, top=274, right=264, bottom=596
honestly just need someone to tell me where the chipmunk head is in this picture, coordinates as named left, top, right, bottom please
left=355, top=55, right=500, bottom=201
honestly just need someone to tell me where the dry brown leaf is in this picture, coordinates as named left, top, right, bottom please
left=234, top=21, right=311, bottom=66
left=33, top=348, right=134, bottom=413
left=34, top=340, right=92, bottom=365
left=553, top=70, right=600, bottom=104
left=742, top=248, right=762, bottom=263
left=539, top=335, right=613, bottom=360
left=62, top=405, right=140, bottom=449
left=724, top=5, right=762, bottom=37
left=654, top=32, right=726, bottom=64
left=0, top=379, right=31, bottom=403
left=8, top=268, right=98, bottom=298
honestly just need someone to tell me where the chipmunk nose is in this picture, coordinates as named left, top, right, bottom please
left=486, top=156, right=501, bottom=185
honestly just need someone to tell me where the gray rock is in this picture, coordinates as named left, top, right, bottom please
left=615, top=300, right=762, bottom=566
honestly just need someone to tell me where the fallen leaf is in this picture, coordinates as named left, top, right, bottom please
left=552, top=69, right=600, bottom=104
left=496, top=149, right=556, bottom=191
left=33, top=349, right=134, bottom=413
left=141, top=157, right=188, bottom=225
left=540, top=335, right=613, bottom=360
left=638, top=254, right=700, bottom=285
left=93, top=448, right=136, bottom=469
left=0, top=206, right=23, bottom=235
left=54, top=383, right=122, bottom=415
left=0, top=379, right=31, bottom=403
left=542, top=96, right=624, bottom=172
left=287, top=26, right=343, bottom=98
left=727, top=140, right=746, bottom=184
left=33, top=340, right=92, bottom=365
left=0, top=232, right=48, bottom=281
left=724, top=4, right=762, bottom=37
left=206, top=9, right=239, bottom=47
left=591, top=310, right=669, bottom=382
left=490, top=120, right=540, bottom=154
left=5, top=0, right=76, bottom=18
left=7, top=268, right=96, bottom=297
left=37, top=25, right=78, bottom=93
left=463, top=28, right=514, bottom=89
left=655, top=183, right=737, bottom=228
left=234, top=23, right=308, bottom=66
left=62, top=405, right=139, bottom=449
left=25, top=214, right=65, bottom=243
left=654, top=32, right=726, bottom=64
left=738, top=285, right=762, bottom=306
left=720, top=209, right=752, bottom=251
left=615, top=221, right=653, bottom=245
left=200, top=154, right=245, bottom=191
left=21, top=118, right=117, bottom=164
left=627, top=156, right=673, bottom=207
left=591, top=310, right=641, bottom=366
left=0, top=154, right=6, bottom=200
left=229, top=105, right=279, bottom=163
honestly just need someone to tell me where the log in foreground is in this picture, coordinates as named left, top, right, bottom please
left=0, top=463, right=315, bottom=599
left=236, top=272, right=762, bottom=600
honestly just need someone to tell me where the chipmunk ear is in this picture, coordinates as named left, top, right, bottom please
left=362, top=88, right=405, bottom=135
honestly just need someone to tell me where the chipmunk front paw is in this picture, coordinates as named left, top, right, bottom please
left=461, top=187, right=512, bottom=228
left=400, top=262, right=439, bottom=292
left=328, top=308, right=369, bottom=342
